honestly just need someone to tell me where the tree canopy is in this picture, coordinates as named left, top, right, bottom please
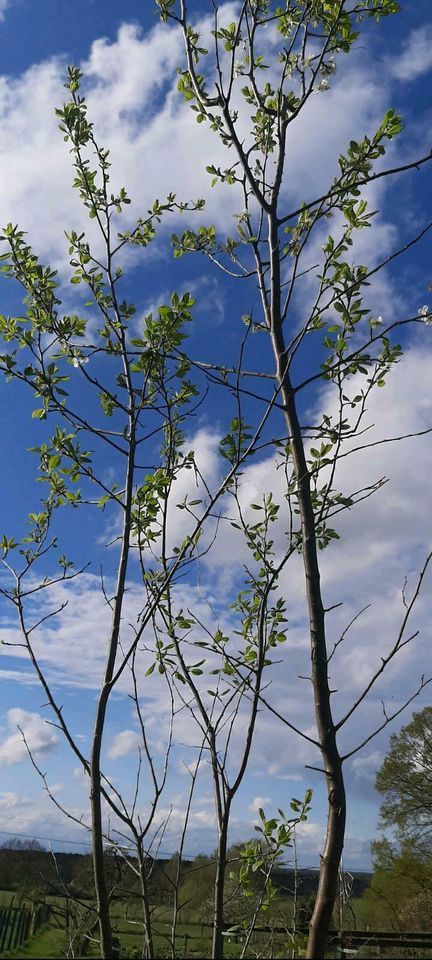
left=376, top=707, right=432, bottom=848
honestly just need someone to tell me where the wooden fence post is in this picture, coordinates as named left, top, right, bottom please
left=6, top=907, right=19, bottom=952
left=0, top=908, right=8, bottom=953
left=334, top=930, right=344, bottom=959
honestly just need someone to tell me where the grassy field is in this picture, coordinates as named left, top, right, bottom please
left=0, top=890, right=302, bottom=959
left=0, top=927, right=68, bottom=960
left=0, top=910, right=244, bottom=959
left=2, top=888, right=432, bottom=959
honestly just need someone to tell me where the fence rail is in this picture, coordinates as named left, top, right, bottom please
left=327, top=928, right=432, bottom=957
left=118, top=920, right=432, bottom=954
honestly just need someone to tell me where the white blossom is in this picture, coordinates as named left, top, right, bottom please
left=370, top=315, right=384, bottom=328
left=318, top=78, right=329, bottom=92
left=418, top=304, right=430, bottom=318
left=320, top=58, right=336, bottom=76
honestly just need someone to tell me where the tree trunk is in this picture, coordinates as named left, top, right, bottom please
left=90, top=709, right=113, bottom=959
left=307, top=760, right=346, bottom=956
left=137, top=839, right=155, bottom=959
left=268, top=214, right=346, bottom=959
left=212, top=817, right=228, bottom=959
left=89, top=430, right=136, bottom=958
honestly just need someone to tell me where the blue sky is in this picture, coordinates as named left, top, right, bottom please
left=0, top=0, right=432, bottom=870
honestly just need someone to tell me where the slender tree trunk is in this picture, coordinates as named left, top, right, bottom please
left=268, top=214, right=346, bottom=958
left=307, top=758, right=346, bottom=955
left=90, top=430, right=136, bottom=958
left=212, top=813, right=229, bottom=959
left=90, top=701, right=113, bottom=959
left=137, top=839, right=155, bottom=959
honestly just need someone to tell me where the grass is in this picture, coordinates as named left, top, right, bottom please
left=0, top=926, right=65, bottom=959
left=0, top=893, right=29, bottom=911
left=0, top=890, right=307, bottom=959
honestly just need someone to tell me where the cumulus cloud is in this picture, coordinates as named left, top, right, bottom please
left=0, top=342, right=430, bottom=850
left=0, top=9, right=410, bottom=282
left=0, top=787, right=93, bottom=849
left=0, top=347, right=431, bottom=778
left=0, top=708, right=58, bottom=765
left=0, top=16, right=238, bottom=276
left=107, top=729, right=140, bottom=760
left=248, top=795, right=271, bottom=814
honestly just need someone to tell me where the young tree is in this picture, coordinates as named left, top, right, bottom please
left=1, top=3, right=432, bottom=959
left=153, top=0, right=432, bottom=955
left=0, top=67, right=310, bottom=959
left=0, top=66, right=214, bottom=956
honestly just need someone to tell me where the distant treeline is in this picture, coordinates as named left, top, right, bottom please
left=0, top=839, right=371, bottom=909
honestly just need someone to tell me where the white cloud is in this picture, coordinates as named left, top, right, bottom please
left=248, top=795, right=271, bottom=814
left=281, top=68, right=389, bottom=205
left=0, top=569, right=224, bottom=700
left=0, top=342, right=430, bottom=867
left=0, top=0, right=11, bottom=21
left=73, top=765, right=86, bottom=779
left=0, top=788, right=92, bottom=848
left=177, top=757, right=205, bottom=777
left=0, top=11, right=409, bottom=284
left=296, top=821, right=322, bottom=839
left=187, top=275, right=227, bottom=328
left=161, top=427, right=222, bottom=551
left=352, top=751, right=382, bottom=782
left=0, top=573, right=113, bottom=690
left=48, top=782, right=63, bottom=795
left=266, top=763, right=303, bottom=781
left=100, top=425, right=224, bottom=562
left=389, top=25, right=432, bottom=82
left=0, top=16, right=242, bottom=276
left=0, top=708, right=58, bottom=765
left=0, top=347, right=430, bottom=793
left=107, top=729, right=140, bottom=760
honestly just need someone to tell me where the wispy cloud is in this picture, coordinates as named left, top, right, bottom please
left=389, top=24, right=432, bottom=81
left=0, top=0, right=12, bottom=22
